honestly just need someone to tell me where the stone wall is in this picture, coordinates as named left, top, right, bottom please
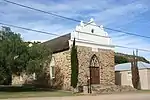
left=12, top=74, right=35, bottom=85
left=52, top=50, right=71, bottom=90
left=12, top=74, right=24, bottom=85
left=53, top=45, right=115, bottom=90
left=12, top=45, right=115, bottom=90
left=77, top=46, right=115, bottom=86
left=83, top=85, right=136, bottom=94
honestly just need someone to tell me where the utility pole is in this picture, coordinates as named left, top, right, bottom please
left=136, top=49, right=138, bottom=57
left=131, top=49, right=140, bottom=89
left=136, top=49, right=138, bottom=67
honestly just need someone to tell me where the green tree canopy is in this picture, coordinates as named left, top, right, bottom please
left=115, top=55, right=128, bottom=64
left=0, top=30, right=51, bottom=85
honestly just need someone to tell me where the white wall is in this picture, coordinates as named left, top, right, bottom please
left=140, top=69, right=149, bottom=90
left=69, top=19, right=114, bottom=50
left=147, top=69, right=150, bottom=89
left=115, top=69, right=150, bottom=90
left=72, top=31, right=111, bottom=45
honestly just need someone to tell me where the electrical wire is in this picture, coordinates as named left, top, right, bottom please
left=3, top=0, right=150, bottom=39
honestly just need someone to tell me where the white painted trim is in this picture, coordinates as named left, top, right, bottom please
left=69, top=39, right=114, bottom=50
left=49, top=56, right=55, bottom=79
left=75, top=31, right=110, bottom=38
left=70, top=18, right=113, bottom=49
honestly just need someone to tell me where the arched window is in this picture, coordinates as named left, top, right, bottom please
left=90, top=54, right=99, bottom=67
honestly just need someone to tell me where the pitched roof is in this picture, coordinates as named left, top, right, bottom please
left=115, top=61, right=150, bottom=71
left=43, top=33, right=71, bottom=53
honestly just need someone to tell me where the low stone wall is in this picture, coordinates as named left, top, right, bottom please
left=83, top=85, right=136, bottom=94
left=12, top=74, right=35, bottom=86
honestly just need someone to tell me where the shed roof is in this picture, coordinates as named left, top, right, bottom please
left=115, top=61, right=150, bottom=71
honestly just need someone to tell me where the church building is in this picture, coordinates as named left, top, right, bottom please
left=44, top=18, right=115, bottom=90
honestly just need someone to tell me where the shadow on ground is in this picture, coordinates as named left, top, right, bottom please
left=0, top=85, right=57, bottom=92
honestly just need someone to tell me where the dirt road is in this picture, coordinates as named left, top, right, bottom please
left=1, top=93, right=150, bottom=100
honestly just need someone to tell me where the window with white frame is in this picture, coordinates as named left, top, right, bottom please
left=50, top=57, right=55, bottom=79
left=51, top=66, right=55, bottom=78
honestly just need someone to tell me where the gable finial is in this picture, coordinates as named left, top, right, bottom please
left=100, top=25, right=104, bottom=30
left=90, top=18, right=94, bottom=22
left=80, top=20, right=84, bottom=27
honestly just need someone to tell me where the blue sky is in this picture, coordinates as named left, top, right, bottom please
left=0, top=0, right=150, bottom=59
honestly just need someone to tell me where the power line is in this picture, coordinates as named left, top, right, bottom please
left=3, top=0, right=150, bottom=39
left=2, top=0, right=80, bottom=23
left=104, top=27, right=150, bottom=39
left=1, top=22, right=150, bottom=53
left=114, top=45, right=150, bottom=52
left=0, top=22, right=59, bottom=36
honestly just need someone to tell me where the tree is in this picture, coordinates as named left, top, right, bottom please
left=115, top=55, right=128, bottom=64
left=71, top=38, right=79, bottom=90
left=0, top=30, right=51, bottom=85
left=0, top=31, right=27, bottom=84
left=26, top=43, right=51, bottom=76
left=131, top=51, right=140, bottom=89
left=115, top=52, right=149, bottom=64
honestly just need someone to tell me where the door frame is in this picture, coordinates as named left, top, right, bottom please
left=89, top=54, right=100, bottom=93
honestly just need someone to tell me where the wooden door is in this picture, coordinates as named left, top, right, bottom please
left=90, top=67, right=100, bottom=84
left=89, top=54, right=100, bottom=84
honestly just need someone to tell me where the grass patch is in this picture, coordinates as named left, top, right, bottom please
left=0, top=91, right=75, bottom=99
left=0, top=86, right=80, bottom=99
left=136, top=90, right=150, bottom=93
left=0, top=85, right=54, bottom=92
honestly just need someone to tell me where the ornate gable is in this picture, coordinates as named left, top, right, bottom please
left=70, top=18, right=114, bottom=50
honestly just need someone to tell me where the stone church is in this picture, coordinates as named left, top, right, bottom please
left=44, top=18, right=115, bottom=90
left=12, top=19, right=116, bottom=92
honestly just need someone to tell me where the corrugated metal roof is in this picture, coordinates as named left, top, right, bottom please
left=115, top=61, right=150, bottom=71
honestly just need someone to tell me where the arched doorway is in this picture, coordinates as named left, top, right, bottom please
left=89, top=54, right=100, bottom=84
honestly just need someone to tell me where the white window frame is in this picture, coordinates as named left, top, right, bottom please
left=50, top=57, right=55, bottom=79
left=51, top=66, right=55, bottom=78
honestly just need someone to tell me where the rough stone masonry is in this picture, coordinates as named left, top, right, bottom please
left=52, top=45, right=115, bottom=90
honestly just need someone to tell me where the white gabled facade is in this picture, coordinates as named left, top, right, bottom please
left=69, top=18, right=114, bottom=50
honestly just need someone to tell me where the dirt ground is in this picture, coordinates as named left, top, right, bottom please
left=1, top=93, right=150, bottom=100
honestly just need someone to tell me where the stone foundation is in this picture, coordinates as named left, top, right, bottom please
left=83, top=85, right=136, bottom=94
